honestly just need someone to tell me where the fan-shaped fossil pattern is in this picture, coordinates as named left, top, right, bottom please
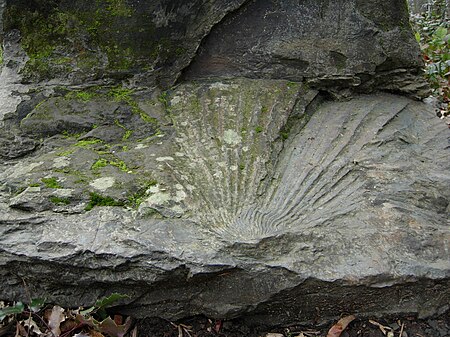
left=0, top=80, right=449, bottom=322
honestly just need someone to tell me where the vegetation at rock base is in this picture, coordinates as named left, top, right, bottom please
left=1, top=299, right=448, bottom=337
left=0, top=293, right=131, bottom=337
left=410, top=0, right=450, bottom=116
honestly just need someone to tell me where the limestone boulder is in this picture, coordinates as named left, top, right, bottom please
left=0, top=80, right=449, bottom=324
left=0, top=0, right=448, bottom=327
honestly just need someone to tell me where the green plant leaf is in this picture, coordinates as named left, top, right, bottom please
left=94, top=293, right=129, bottom=310
left=415, top=31, right=421, bottom=43
left=0, top=302, right=25, bottom=321
left=30, top=298, right=46, bottom=312
left=434, top=27, right=448, bottom=39
left=79, top=306, right=96, bottom=316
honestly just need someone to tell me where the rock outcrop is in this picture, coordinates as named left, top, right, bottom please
left=0, top=0, right=449, bottom=325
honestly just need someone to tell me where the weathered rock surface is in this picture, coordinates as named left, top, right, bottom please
left=183, top=0, right=429, bottom=98
left=0, top=81, right=449, bottom=323
left=1, top=0, right=428, bottom=97
left=0, top=0, right=449, bottom=327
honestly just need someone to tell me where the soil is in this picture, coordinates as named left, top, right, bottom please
left=136, top=312, right=450, bottom=337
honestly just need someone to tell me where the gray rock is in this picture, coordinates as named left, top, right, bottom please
left=0, top=0, right=427, bottom=97
left=182, top=0, right=428, bottom=97
left=1, top=0, right=249, bottom=86
left=0, top=132, right=37, bottom=159
left=0, top=81, right=449, bottom=324
left=0, top=0, right=448, bottom=328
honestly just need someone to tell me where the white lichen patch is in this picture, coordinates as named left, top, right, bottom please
left=171, top=96, right=182, bottom=105
left=156, top=156, right=174, bottom=162
left=146, top=192, right=171, bottom=204
left=52, top=157, right=70, bottom=168
left=89, top=177, right=115, bottom=191
left=148, top=185, right=160, bottom=194
left=52, top=189, right=73, bottom=197
left=223, top=129, right=242, bottom=146
left=170, top=205, right=185, bottom=216
left=26, top=186, right=41, bottom=193
left=134, top=144, right=148, bottom=150
left=7, top=162, right=44, bottom=179
left=209, top=82, right=230, bottom=90
left=174, top=190, right=187, bottom=202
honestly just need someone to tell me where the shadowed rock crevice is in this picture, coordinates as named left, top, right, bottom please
left=181, top=0, right=428, bottom=98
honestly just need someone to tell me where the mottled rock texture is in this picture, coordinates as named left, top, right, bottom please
left=0, top=0, right=449, bottom=326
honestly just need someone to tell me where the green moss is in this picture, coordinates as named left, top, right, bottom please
left=122, top=130, right=133, bottom=141
left=175, top=47, right=187, bottom=56
left=114, top=119, right=126, bottom=129
left=15, top=186, right=27, bottom=196
left=0, top=46, right=3, bottom=66
left=105, top=0, right=134, bottom=17
left=287, top=81, right=299, bottom=89
left=113, top=119, right=133, bottom=140
left=255, top=126, right=264, bottom=133
left=74, top=179, right=87, bottom=184
left=110, top=159, right=129, bottom=172
left=4, top=1, right=172, bottom=79
left=126, top=180, right=157, bottom=208
left=4, top=5, right=78, bottom=79
left=110, top=86, right=159, bottom=126
left=65, top=90, right=97, bottom=102
left=281, top=132, right=289, bottom=140
left=29, top=183, right=41, bottom=187
left=91, top=157, right=130, bottom=172
left=75, top=139, right=102, bottom=147
left=41, top=177, right=63, bottom=189
left=62, top=130, right=83, bottom=139
left=85, top=192, right=124, bottom=211
left=139, top=111, right=158, bottom=124
left=53, top=167, right=89, bottom=185
left=91, top=158, right=109, bottom=170
left=50, top=196, right=70, bottom=205
left=158, top=91, right=170, bottom=108
left=57, top=149, right=75, bottom=156
left=109, top=86, right=134, bottom=102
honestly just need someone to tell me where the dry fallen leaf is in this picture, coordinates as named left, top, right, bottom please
left=88, top=329, right=105, bottom=337
left=98, top=316, right=132, bottom=337
left=130, top=326, right=138, bottom=337
left=20, top=318, right=43, bottom=335
left=15, top=322, right=27, bottom=337
left=266, top=333, right=284, bottom=337
left=48, top=306, right=65, bottom=337
left=73, top=333, right=90, bottom=337
left=369, top=320, right=391, bottom=335
left=326, top=315, right=356, bottom=337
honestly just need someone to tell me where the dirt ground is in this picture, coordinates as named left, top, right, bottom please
left=136, top=312, right=450, bottom=337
